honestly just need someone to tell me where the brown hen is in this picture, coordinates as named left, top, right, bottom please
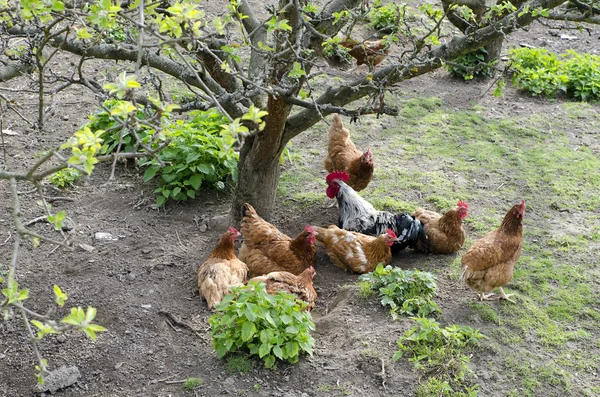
left=249, top=267, right=317, bottom=310
left=197, top=227, right=248, bottom=310
left=460, top=200, right=526, bottom=303
left=238, top=203, right=316, bottom=277
left=413, top=200, right=469, bottom=254
left=313, top=225, right=396, bottom=274
left=340, top=38, right=389, bottom=70
left=324, top=114, right=374, bottom=192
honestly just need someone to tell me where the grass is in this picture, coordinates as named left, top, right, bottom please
left=283, top=95, right=600, bottom=396
left=226, top=355, right=253, bottom=374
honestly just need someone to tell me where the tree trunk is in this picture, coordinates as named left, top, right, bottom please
left=232, top=96, right=292, bottom=223
left=232, top=137, right=282, bottom=224
left=484, top=37, right=504, bottom=76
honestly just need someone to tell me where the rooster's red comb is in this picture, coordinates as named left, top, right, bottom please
left=304, top=225, right=315, bottom=234
left=385, top=229, right=397, bottom=239
left=457, top=200, right=469, bottom=209
left=520, top=200, right=526, bottom=212
left=228, top=226, right=238, bottom=234
left=326, top=171, right=349, bottom=184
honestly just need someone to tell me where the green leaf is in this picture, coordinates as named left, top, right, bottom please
left=156, top=195, right=167, bottom=207
left=272, top=345, right=284, bottom=360
left=189, top=174, right=203, bottom=190
left=144, top=166, right=159, bottom=182
left=241, top=321, right=256, bottom=342
left=258, top=343, right=271, bottom=358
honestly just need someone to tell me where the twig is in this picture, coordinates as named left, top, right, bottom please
left=175, top=229, right=184, bottom=248
left=158, top=310, right=202, bottom=337
left=24, top=216, right=48, bottom=227
left=148, top=372, right=182, bottom=385
left=46, top=196, right=76, bottom=203
left=0, top=232, right=11, bottom=246
left=377, top=357, right=387, bottom=389
left=164, top=379, right=187, bottom=384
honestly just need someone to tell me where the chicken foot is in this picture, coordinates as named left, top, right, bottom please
left=478, top=288, right=515, bottom=303
left=498, top=287, right=516, bottom=303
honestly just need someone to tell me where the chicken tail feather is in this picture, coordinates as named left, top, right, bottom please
left=242, top=202, right=256, bottom=219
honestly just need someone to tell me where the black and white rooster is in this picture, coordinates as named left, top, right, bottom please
left=325, top=171, right=429, bottom=254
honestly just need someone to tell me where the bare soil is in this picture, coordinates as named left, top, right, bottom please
left=1, top=2, right=599, bottom=397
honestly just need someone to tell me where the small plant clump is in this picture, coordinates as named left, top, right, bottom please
left=48, top=168, right=81, bottom=189
left=226, top=355, right=253, bottom=374
left=183, top=377, right=203, bottom=391
left=509, top=48, right=600, bottom=101
left=395, top=317, right=485, bottom=396
left=358, top=264, right=440, bottom=319
left=446, top=48, right=495, bottom=80
left=209, top=282, right=315, bottom=369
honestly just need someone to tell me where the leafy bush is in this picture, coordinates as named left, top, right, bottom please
left=446, top=48, right=494, bottom=80
left=509, top=48, right=600, bottom=100
left=209, top=282, right=315, bottom=369
left=141, top=110, right=238, bottom=206
left=358, top=264, right=440, bottom=319
left=86, top=99, right=155, bottom=155
left=394, top=317, right=485, bottom=396
left=369, top=0, right=407, bottom=33
left=84, top=102, right=238, bottom=206
left=48, top=168, right=81, bottom=188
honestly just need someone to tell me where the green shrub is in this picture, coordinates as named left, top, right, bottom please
left=509, top=48, right=600, bottom=101
left=446, top=48, right=494, bottom=80
left=368, top=0, right=408, bottom=33
left=49, top=168, right=81, bottom=188
left=86, top=99, right=155, bottom=155
left=209, top=282, right=315, bottom=369
left=141, top=110, right=238, bottom=206
left=358, top=264, right=440, bottom=319
left=394, top=317, right=485, bottom=396
left=84, top=102, right=238, bottom=206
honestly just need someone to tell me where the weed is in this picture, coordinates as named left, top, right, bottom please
left=209, top=282, right=315, bottom=368
left=226, top=355, right=253, bottom=374
left=183, top=377, right=203, bottom=391
left=394, top=318, right=484, bottom=395
left=359, top=264, right=440, bottom=319
left=48, top=168, right=81, bottom=189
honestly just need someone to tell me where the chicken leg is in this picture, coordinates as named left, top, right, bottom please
left=478, top=292, right=497, bottom=301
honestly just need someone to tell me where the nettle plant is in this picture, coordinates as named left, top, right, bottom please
left=85, top=98, right=253, bottom=206
left=209, top=282, right=315, bottom=369
left=141, top=109, right=239, bottom=206
left=394, top=317, right=485, bottom=395
left=358, top=263, right=440, bottom=319
left=509, top=47, right=600, bottom=100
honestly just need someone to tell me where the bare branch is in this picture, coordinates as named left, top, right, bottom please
left=283, top=0, right=570, bottom=142
left=545, top=11, right=600, bottom=24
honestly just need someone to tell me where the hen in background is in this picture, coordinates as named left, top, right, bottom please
left=325, top=171, right=428, bottom=253
left=413, top=200, right=468, bottom=254
left=460, top=200, right=526, bottom=303
left=197, top=227, right=248, bottom=310
left=249, top=267, right=317, bottom=311
left=238, top=203, right=316, bottom=277
left=324, top=114, right=374, bottom=192
left=313, top=225, right=396, bottom=274
left=340, top=37, right=389, bottom=71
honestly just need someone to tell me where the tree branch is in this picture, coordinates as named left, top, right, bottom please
left=0, top=62, right=35, bottom=82
left=545, top=11, right=600, bottom=24
left=283, top=0, right=570, bottom=142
